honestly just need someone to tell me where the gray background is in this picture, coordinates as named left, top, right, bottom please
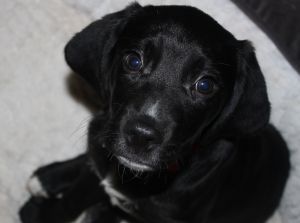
left=1, top=0, right=299, bottom=222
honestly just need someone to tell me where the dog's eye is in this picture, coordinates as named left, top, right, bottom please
left=123, top=53, right=143, bottom=72
left=194, top=77, right=215, bottom=94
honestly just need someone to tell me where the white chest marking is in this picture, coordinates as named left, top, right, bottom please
left=100, top=176, right=130, bottom=210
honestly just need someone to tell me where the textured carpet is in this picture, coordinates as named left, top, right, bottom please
left=1, top=0, right=299, bottom=223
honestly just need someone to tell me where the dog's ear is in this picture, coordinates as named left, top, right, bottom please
left=64, top=3, right=141, bottom=103
left=225, top=41, right=270, bottom=135
left=211, top=41, right=270, bottom=138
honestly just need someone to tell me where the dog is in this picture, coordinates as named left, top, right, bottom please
left=19, top=3, right=290, bottom=223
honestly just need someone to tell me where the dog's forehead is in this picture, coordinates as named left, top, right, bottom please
left=122, top=5, right=236, bottom=47
left=114, top=5, right=239, bottom=86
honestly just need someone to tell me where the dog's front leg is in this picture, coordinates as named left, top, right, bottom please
left=19, top=162, right=112, bottom=223
left=26, top=154, right=87, bottom=198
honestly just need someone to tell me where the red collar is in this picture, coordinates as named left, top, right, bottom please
left=167, top=161, right=180, bottom=173
left=167, top=144, right=200, bottom=173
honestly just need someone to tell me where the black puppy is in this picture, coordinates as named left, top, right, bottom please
left=20, top=3, right=290, bottom=223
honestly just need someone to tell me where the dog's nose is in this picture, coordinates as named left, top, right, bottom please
left=124, top=121, right=161, bottom=148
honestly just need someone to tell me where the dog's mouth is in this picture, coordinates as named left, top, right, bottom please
left=116, top=156, right=155, bottom=172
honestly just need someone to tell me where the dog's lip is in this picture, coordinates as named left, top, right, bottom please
left=117, top=156, right=154, bottom=171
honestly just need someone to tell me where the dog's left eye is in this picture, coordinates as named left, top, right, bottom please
left=123, top=52, right=143, bottom=72
left=194, top=77, right=215, bottom=94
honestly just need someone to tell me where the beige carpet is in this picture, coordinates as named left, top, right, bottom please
left=1, top=0, right=300, bottom=223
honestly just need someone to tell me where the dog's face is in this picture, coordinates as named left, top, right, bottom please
left=65, top=4, right=270, bottom=172
left=102, top=7, right=236, bottom=171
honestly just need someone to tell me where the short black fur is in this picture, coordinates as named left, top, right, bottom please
left=20, top=3, right=290, bottom=223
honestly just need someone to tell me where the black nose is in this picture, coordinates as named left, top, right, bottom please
left=124, top=121, right=161, bottom=148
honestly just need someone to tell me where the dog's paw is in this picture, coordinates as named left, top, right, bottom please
left=27, top=175, right=49, bottom=198
left=19, top=197, right=52, bottom=223
left=19, top=197, right=41, bottom=223
left=19, top=197, right=66, bottom=223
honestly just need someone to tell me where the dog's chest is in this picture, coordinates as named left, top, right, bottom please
left=100, top=174, right=137, bottom=214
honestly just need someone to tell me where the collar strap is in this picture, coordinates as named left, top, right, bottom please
left=167, top=144, right=200, bottom=173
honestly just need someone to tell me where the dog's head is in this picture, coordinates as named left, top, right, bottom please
left=65, top=4, right=270, bottom=172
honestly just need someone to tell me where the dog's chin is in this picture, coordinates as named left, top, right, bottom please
left=110, top=137, right=161, bottom=172
left=116, top=156, right=155, bottom=172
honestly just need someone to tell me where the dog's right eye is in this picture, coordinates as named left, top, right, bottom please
left=123, top=52, right=143, bottom=72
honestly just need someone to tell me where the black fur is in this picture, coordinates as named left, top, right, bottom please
left=20, top=3, right=290, bottom=223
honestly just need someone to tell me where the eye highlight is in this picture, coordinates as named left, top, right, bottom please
left=194, top=77, right=215, bottom=94
left=123, top=52, right=143, bottom=72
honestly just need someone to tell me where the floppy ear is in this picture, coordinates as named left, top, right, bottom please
left=64, top=3, right=141, bottom=105
left=222, top=40, right=270, bottom=136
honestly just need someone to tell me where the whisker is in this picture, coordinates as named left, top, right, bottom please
left=121, top=166, right=126, bottom=184
left=69, top=116, right=91, bottom=138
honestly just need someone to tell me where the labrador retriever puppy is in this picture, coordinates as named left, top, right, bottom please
left=19, top=3, right=290, bottom=223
